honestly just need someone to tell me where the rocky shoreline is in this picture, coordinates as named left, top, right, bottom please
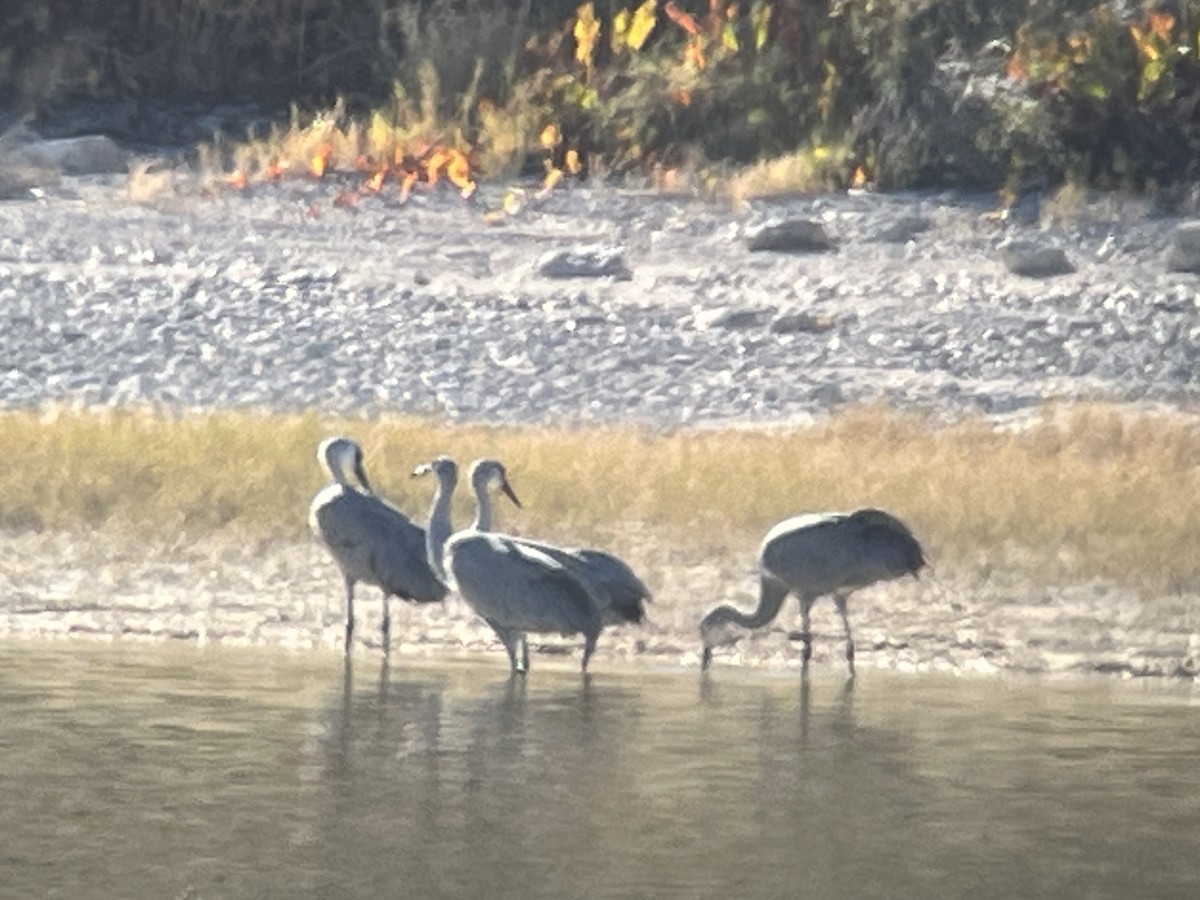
left=1, top=150, right=1199, bottom=680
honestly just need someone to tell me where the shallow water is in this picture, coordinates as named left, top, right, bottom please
left=2, top=642, right=1199, bottom=900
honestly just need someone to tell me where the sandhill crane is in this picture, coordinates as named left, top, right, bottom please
left=413, top=456, right=602, bottom=674
left=699, top=509, right=926, bottom=676
left=309, top=437, right=447, bottom=654
left=467, top=459, right=650, bottom=627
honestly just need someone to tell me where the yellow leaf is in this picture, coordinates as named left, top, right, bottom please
left=541, top=124, right=562, bottom=149
left=574, top=3, right=602, bottom=79
left=502, top=190, right=524, bottom=214
left=1130, top=24, right=1157, bottom=59
left=721, top=21, right=739, bottom=52
left=566, top=149, right=583, bottom=174
left=612, top=9, right=630, bottom=52
left=752, top=2, right=771, bottom=51
left=628, top=0, right=658, bottom=51
left=539, top=167, right=565, bottom=198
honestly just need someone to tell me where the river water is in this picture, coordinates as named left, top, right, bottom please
left=2, top=641, right=1198, bottom=899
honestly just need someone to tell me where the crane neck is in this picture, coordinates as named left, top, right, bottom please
left=700, top=576, right=790, bottom=639
left=471, top=472, right=494, bottom=532
left=326, top=456, right=349, bottom=487
left=425, top=469, right=457, bottom=581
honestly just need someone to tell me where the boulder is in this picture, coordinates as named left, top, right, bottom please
left=1000, top=241, right=1075, bottom=278
left=1166, top=222, right=1200, bottom=273
left=747, top=219, right=835, bottom=253
left=537, top=246, right=632, bottom=280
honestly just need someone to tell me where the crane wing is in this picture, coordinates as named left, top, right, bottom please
left=761, top=510, right=924, bottom=594
left=505, top=538, right=650, bottom=624
left=448, top=533, right=600, bottom=635
left=314, top=487, right=447, bottom=603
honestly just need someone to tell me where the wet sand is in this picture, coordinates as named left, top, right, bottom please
left=2, top=529, right=1196, bottom=681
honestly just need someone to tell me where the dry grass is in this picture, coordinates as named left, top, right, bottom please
left=725, top=144, right=857, bottom=203
left=1, top=406, right=1198, bottom=592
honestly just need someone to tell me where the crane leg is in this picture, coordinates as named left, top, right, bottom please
left=343, top=578, right=356, bottom=655
left=521, top=635, right=531, bottom=673
left=834, top=594, right=856, bottom=678
left=581, top=632, right=598, bottom=674
left=491, top=622, right=525, bottom=675
left=799, top=596, right=814, bottom=676
left=381, top=593, right=391, bottom=654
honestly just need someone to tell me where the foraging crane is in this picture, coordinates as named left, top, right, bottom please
left=699, top=509, right=926, bottom=676
left=467, top=459, right=651, bottom=628
left=309, top=437, right=447, bottom=654
left=413, top=456, right=603, bottom=674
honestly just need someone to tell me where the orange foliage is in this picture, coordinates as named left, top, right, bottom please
left=311, top=143, right=332, bottom=178
left=665, top=1, right=701, bottom=36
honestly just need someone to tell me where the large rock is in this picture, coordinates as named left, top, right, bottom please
left=1000, top=241, right=1075, bottom=278
left=694, top=306, right=765, bottom=330
left=4, top=134, right=130, bottom=175
left=873, top=216, right=931, bottom=243
left=747, top=219, right=835, bottom=253
left=1166, top=222, right=1200, bottom=273
left=536, top=245, right=632, bottom=280
left=769, top=310, right=837, bottom=334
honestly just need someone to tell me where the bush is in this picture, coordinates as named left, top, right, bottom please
left=4, top=1, right=1199, bottom=193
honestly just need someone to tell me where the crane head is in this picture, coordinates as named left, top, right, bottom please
left=412, top=456, right=459, bottom=487
left=469, top=458, right=522, bottom=509
left=318, top=437, right=373, bottom=493
left=698, top=606, right=744, bottom=670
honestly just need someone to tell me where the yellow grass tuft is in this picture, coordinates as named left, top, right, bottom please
left=0, top=406, right=1197, bottom=592
left=726, top=144, right=857, bottom=203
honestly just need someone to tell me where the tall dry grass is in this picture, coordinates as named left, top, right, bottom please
left=0, top=406, right=1197, bottom=591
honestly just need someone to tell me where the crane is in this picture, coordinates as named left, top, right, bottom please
left=413, top=456, right=603, bottom=674
left=700, top=509, right=926, bottom=676
left=309, top=437, right=447, bottom=654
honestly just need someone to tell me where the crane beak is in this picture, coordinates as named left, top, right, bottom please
left=411, top=462, right=431, bottom=478
left=500, top=479, right=522, bottom=508
left=354, top=459, right=374, bottom=494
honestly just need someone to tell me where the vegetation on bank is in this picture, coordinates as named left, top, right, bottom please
left=6, top=2, right=1200, bottom=196
left=0, top=406, right=1197, bottom=593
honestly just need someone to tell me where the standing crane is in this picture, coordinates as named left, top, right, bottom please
left=466, top=459, right=650, bottom=627
left=309, top=437, right=447, bottom=654
left=700, top=509, right=926, bottom=676
left=413, top=456, right=603, bottom=674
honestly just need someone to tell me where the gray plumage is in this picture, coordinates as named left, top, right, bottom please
left=415, top=456, right=602, bottom=674
left=468, top=459, right=651, bottom=627
left=309, top=437, right=447, bottom=654
left=700, top=508, right=926, bottom=676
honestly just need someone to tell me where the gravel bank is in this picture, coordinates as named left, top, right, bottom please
left=1, top=174, right=1197, bottom=426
